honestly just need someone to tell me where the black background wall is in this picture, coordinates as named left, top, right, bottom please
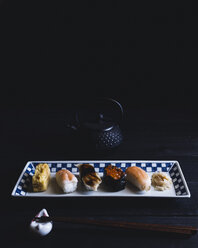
left=0, top=0, right=198, bottom=111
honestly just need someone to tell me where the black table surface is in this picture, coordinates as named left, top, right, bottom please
left=1, top=107, right=198, bottom=247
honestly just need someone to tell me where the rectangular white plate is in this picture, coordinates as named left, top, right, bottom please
left=11, top=160, right=191, bottom=198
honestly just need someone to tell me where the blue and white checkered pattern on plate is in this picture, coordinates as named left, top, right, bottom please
left=32, top=161, right=173, bottom=173
left=14, top=163, right=35, bottom=196
left=11, top=161, right=190, bottom=197
left=169, top=163, right=188, bottom=196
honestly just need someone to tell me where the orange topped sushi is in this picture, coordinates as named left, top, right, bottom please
left=103, top=164, right=126, bottom=191
left=56, top=169, right=78, bottom=193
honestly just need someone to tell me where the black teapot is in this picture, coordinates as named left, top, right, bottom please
left=67, top=98, right=123, bottom=150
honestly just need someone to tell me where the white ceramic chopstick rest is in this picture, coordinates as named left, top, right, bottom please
left=30, top=209, right=53, bottom=236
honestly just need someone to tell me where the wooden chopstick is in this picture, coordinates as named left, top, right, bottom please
left=34, top=216, right=197, bottom=236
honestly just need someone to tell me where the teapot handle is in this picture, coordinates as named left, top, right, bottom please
left=105, top=97, right=124, bottom=121
left=75, top=97, right=124, bottom=124
left=96, top=97, right=123, bottom=123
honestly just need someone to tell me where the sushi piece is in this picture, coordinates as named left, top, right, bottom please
left=76, top=164, right=101, bottom=191
left=151, top=172, right=172, bottom=191
left=103, top=164, right=126, bottom=191
left=126, top=166, right=151, bottom=191
left=32, top=163, right=50, bottom=192
left=56, top=169, right=78, bottom=193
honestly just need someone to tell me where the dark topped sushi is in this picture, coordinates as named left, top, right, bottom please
left=103, top=164, right=126, bottom=191
left=76, top=163, right=102, bottom=191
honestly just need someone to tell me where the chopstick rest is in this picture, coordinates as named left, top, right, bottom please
left=30, top=209, right=53, bottom=236
left=35, top=216, right=197, bottom=237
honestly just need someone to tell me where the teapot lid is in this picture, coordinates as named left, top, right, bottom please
left=82, top=114, right=114, bottom=131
